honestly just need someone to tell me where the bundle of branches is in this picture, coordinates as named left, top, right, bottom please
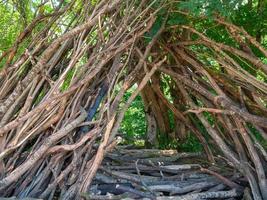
left=0, top=0, right=267, bottom=199
left=86, top=148, right=243, bottom=200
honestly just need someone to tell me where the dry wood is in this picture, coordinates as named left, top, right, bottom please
left=0, top=0, right=266, bottom=199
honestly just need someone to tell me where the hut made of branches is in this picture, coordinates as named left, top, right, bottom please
left=0, top=0, right=267, bottom=199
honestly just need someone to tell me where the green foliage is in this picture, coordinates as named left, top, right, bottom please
left=157, top=131, right=203, bottom=152
left=177, top=133, right=203, bottom=152
left=90, top=0, right=99, bottom=5
left=231, top=1, right=267, bottom=43
left=0, top=0, right=60, bottom=66
left=161, top=74, right=173, bottom=102
left=157, top=132, right=178, bottom=149
left=61, top=68, right=75, bottom=91
left=119, top=86, right=147, bottom=142
left=179, top=0, right=243, bottom=17
left=167, top=12, right=188, bottom=26
left=144, top=15, right=164, bottom=44
left=0, top=2, right=23, bottom=54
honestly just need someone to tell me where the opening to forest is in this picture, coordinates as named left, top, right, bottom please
left=0, top=0, right=267, bottom=199
left=119, top=85, right=204, bottom=152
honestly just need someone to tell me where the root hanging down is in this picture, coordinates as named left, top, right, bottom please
left=0, top=0, right=267, bottom=199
